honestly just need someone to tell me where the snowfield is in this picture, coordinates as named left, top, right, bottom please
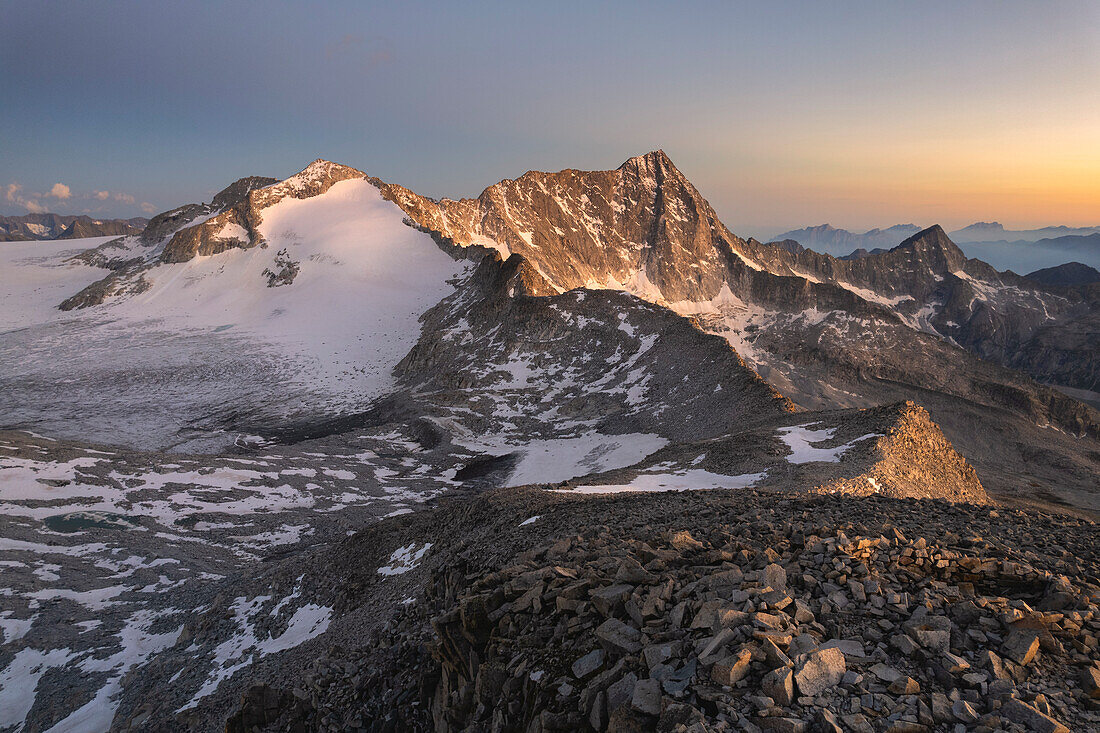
left=0, top=426, right=463, bottom=732
left=568, top=468, right=767, bottom=494
left=118, top=178, right=469, bottom=405
left=0, top=236, right=119, bottom=327
left=0, top=180, right=469, bottom=452
left=0, top=180, right=484, bottom=729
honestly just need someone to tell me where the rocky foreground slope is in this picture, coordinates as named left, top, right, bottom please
left=110, top=485, right=1100, bottom=732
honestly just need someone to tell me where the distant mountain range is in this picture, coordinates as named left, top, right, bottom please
left=0, top=212, right=148, bottom=241
left=950, top=221, right=1100, bottom=243
left=769, top=224, right=922, bottom=255
left=772, top=222, right=1100, bottom=272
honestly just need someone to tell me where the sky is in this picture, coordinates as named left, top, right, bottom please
left=1, top=1, right=1098, bottom=238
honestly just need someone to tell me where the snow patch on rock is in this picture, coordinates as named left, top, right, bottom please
left=776, top=424, right=881, bottom=464
left=378, top=543, right=433, bottom=576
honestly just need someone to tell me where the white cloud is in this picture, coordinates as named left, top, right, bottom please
left=5, top=182, right=45, bottom=213
left=6, top=180, right=147, bottom=215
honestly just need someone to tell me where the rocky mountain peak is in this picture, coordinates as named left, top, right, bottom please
left=956, top=221, right=1005, bottom=234
left=367, top=150, right=736, bottom=302
left=890, top=224, right=967, bottom=270
left=211, top=176, right=279, bottom=210
left=617, top=149, right=680, bottom=180
left=156, top=161, right=367, bottom=263
left=264, top=159, right=366, bottom=199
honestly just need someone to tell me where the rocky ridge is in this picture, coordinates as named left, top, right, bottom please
left=55, top=161, right=378, bottom=307
left=1025, top=263, right=1100, bottom=289
left=563, top=402, right=987, bottom=506
left=391, top=251, right=793, bottom=447
left=375, top=152, right=1096, bottom=396
left=158, top=162, right=364, bottom=263
left=57, top=174, right=279, bottom=308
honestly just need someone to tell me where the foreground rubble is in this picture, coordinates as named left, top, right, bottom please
left=217, top=487, right=1099, bottom=733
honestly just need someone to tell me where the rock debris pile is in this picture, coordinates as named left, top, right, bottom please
left=230, top=489, right=1099, bottom=732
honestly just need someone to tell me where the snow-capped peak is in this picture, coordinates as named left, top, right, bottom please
left=273, top=159, right=367, bottom=196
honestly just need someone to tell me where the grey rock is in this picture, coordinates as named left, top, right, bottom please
left=763, top=563, right=788, bottom=591
left=590, top=584, right=634, bottom=617
left=793, top=648, right=846, bottom=697
left=605, top=672, right=638, bottom=715
left=951, top=699, right=979, bottom=723
left=711, top=647, right=753, bottom=686
left=819, top=639, right=865, bottom=658
left=631, top=678, right=661, bottom=716
left=642, top=643, right=674, bottom=669
left=1003, top=630, right=1041, bottom=666
left=1000, top=698, right=1070, bottom=733
left=762, top=666, right=795, bottom=706
left=595, top=618, right=642, bottom=655
left=573, top=649, right=606, bottom=679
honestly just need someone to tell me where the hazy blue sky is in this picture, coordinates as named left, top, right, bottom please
left=2, top=1, right=1097, bottom=237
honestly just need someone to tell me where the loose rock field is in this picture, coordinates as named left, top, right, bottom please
left=216, top=487, right=1099, bottom=732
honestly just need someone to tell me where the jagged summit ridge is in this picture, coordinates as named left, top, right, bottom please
left=867, top=224, right=970, bottom=276
left=369, top=149, right=754, bottom=304
left=368, top=152, right=1094, bottom=399
left=266, top=159, right=366, bottom=197
left=616, top=148, right=681, bottom=181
